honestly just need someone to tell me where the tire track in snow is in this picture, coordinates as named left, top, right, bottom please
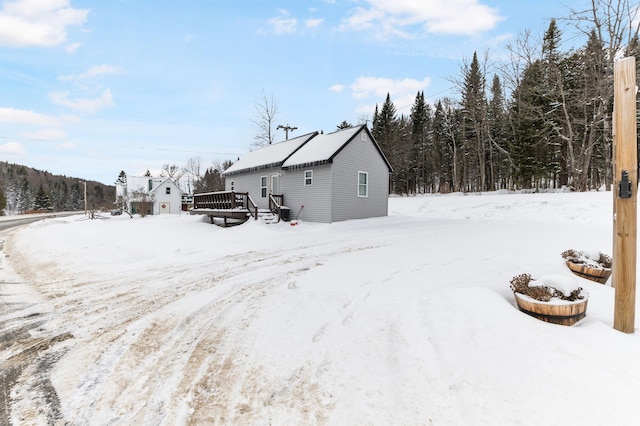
left=4, top=231, right=378, bottom=424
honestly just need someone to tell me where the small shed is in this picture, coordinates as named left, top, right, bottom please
left=223, top=125, right=392, bottom=223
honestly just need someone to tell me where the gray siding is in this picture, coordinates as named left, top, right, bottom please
left=281, top=164, right=333, bottom=223
left=225, top=166, right=280, bottom=210
left=331, top=129, right=389, bottom=221
left=223, top=127, right=389, bottom=223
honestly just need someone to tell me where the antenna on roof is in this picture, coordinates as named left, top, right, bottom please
left=277, top=124, right=297, bottom=140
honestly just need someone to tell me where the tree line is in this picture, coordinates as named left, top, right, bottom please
left=370, top=1, right=640, bottom=194
left=0, top=161, right=116, bottom=215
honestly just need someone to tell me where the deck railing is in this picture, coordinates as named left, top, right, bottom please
left=269, top=194, right=285, bottom=221
left=192, top=191, right=256, bottom=219
left=247, top=195, right=258, bottom=220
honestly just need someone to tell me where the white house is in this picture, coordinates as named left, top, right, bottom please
left=116, top=175, right=183, bottom=215
left=222, top=125, right=392, bottom=223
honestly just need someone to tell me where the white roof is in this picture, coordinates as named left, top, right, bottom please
left=282, top=126, right=362, bottom=168
left=223, top=125, right=390, bottom=175
left=223, top=131, right=317, bottom=175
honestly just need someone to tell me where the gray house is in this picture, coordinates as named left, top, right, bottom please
left=222, top=125, right=392, bottom=223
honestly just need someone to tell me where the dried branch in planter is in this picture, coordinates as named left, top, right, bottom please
left=561, top=249, right=612, bottom=270
left=510, top=273, right=554, bottom=302
left=564, top=288, right=585, bottom=302
left=598, top=253, right=612, bottom=268
left=510, top=273, right=585, bottom=302
left=561, top=249, right=580, bottom=262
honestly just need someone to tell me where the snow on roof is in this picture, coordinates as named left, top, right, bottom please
left=223, top=131, right=317, bottom=175
left=282, top=125, right=362, bottom=169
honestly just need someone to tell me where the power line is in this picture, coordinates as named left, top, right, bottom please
left=119, top=145, right=241, bottom=156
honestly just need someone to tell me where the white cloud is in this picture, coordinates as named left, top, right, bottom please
left=57, top=141, right=75, bottom=150
left=65, top=41, right=81, bottom=53
left=269, top=10, right=297, bottom=34
left=341, top=0, right=503, bottom=38
left=58, top=64, right=121, bottom=82
left=305, top=18, right=323, bottom=28
left=0, top=107, right=61, bottom=127
left=350, top=76, right=431, bottom=99
left=0, top=141, right=26, bottom=156
left=329, top=84, right=345, bottom=93
left=0, top=0, right=89, bottom=48
left=348, top=75, right=432, bottom=117
left=22, top=128, right=67, bottom=140
left=49, top=89, right=114, bottom=114
left=355, top=102, right=377, bottom=117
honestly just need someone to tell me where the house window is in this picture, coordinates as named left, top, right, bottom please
left=260, top=176, right=268, bottom=197
left=230, top=181, right=234, bottom=191
left=166, top=187, right=171, bottom=195
left=304, top=170, right=313, bottom=186
left=358, top=171, right=368, bottom=197
left=360, top=132, right=366, bottom=141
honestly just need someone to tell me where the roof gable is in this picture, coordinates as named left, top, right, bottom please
left=281, top=126, right=361, bottom=169
left=223, top=125, right=392, bottom=176
left=149, top=177, right=182, bottom=194
left=223, top=131, right=317, bottom=176
left=282, top=125, right=392, bottom=172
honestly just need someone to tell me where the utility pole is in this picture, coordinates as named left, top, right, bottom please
left=277, top=124, right=297, bottom=140
left=79, top=181, right=87, bottom=215
left=612, top=57, right=637, bottom=333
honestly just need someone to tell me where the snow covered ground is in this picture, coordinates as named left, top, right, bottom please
left=1, top=190, right=639, bottom=425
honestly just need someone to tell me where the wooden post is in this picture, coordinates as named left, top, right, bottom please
left=613, top=57, right=637, bottom=333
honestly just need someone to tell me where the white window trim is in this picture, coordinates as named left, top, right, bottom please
left=304, top=170, right=313, bottom=186
left=358, top=171, right=368, bottom=198
left=260, top=176, right=268, bottom=198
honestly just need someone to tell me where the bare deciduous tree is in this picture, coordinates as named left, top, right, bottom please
left=251, top=91, right=279, bottom=149
left=129, top=188, right=154, bottom=218
left=161, top=163, right=184, bottom=181
left=183, top=157, right=201, bottom=194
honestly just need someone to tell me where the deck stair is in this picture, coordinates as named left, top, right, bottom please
left=191, top=191, right=289, bottom=227
left=259, top=211, right=279, bottom=224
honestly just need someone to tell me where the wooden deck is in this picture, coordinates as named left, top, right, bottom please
left=191, top=191, right=258, bottom=226
left=191, top=191, right=290, bottom=227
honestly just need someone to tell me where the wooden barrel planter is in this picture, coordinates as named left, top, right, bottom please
left=565, top=260, right=611, bottom=284
left=514, top=292, right=588, bottom=326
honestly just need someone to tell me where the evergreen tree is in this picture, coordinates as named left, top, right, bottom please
left=509, top=60, right=549, bottom=189
left=67, top=183, right=82, bottom=210
left=116, top=170, right=127, bottom=185
left=373, top=93, right=399, bottom=191
left=195, top=167, right=224, bottom=192
left=17, top=179, right=33, bottom=213
left=0, top=186, right=6, bottom=215
left=487, top=74, right=511, bottom=189
left=433, top=98, right=459, bottom=192
left=460, top=51, right=487, bottom=191
left=410, top=91, right=430, bottom=192
left=371, top=104, right=380, bottom=138
left=34, top=183, right=51, bottom=210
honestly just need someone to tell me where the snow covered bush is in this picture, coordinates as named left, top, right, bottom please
left=510, top=273, right=587, bottom=302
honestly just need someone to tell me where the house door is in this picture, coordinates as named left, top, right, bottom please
left=270, top=174, right=280, bottom=195
left=159, top=202, right=170, bottom=214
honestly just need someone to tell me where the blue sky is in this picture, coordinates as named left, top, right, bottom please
left=1, top=0, right=588, bottom=185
